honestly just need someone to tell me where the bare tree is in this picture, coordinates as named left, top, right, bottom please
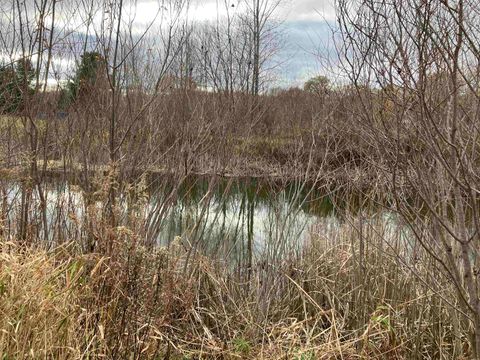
left=337, top=0, right=480, bottom=356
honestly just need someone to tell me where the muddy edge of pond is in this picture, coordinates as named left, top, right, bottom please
left=0, top=165, right=376, bottom=195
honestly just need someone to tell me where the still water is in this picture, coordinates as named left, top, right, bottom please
left=2, top=175, right=344, bottom=258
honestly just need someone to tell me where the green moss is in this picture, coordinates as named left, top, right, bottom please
left=233, top=337, right=251, bottom=355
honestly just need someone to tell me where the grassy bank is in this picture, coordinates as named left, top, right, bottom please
left=0, top=217, right=468, bottom=359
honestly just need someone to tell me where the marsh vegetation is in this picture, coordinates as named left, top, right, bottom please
left=1, top=0, right=480, bottom=359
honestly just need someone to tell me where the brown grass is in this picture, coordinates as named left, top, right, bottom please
left=0, top=216, right=469, bottom=359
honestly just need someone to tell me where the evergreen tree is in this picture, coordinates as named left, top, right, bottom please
left=60, top=52, right=104, bottom=109
left=0, top=59, right=35, bottom=114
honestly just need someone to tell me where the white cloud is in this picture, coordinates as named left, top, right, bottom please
left=0, top=0, right=336, bottom=87
left=185, top=0, right=336, bottom=23
left=280, top=0, right=335, bottom=22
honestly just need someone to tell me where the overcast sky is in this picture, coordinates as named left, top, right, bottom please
left=136, top=0, right=337, bottom=87
left=270, top=0, right=337, bottom=86
left=0, top=0, right=336, bottom=88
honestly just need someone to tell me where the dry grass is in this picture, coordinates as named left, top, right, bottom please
left=0, top=217, right=469, bottom=359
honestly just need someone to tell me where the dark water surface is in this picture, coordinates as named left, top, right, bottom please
left=2, top=175, right=345, bottom=260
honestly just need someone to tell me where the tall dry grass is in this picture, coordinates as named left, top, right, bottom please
left=0, top=213, right=469, bottom=359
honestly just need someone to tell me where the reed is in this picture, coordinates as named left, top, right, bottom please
left=0, top=212, right=468, bottom=359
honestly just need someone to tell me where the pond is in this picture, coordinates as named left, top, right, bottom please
left=143, top=176, right=339, bottom=259
left=0, top=174, right=378, bottom=262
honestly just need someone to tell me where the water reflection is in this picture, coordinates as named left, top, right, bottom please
left=1, top=175, right=338, bottom=259
left=143, top=176, right=337, bottom=258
